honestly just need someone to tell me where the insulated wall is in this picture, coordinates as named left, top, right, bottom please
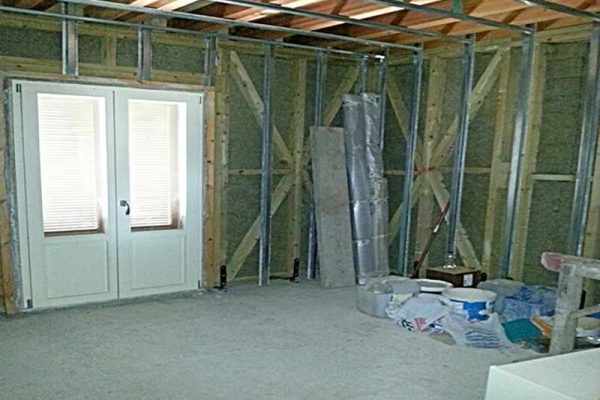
left=1, top=13, right=600, bottom=312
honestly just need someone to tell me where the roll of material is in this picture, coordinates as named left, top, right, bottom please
left=372, top=198, right=389, bottom=238
left=343, top=94, right=390, bottom=282
left=353, top=238, right=376, bottom=284
left=372, top=235, right=389, bottom=275
left=351, top=200, right=374, bottom=241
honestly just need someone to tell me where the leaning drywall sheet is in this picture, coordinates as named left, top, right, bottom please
left=310, top=126, right=356, bottom=288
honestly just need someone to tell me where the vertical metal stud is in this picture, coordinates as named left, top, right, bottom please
left=258, top=44, right=274, bottom=286
left=446, top=35, right=475, bottom=265
left=398, top=49, right=424, bottom=276
left=500, top=31, right=536, bottom=277
left=314, top=50, right=328, bottom=126
left=377, top=49, right=389, bottom=150
left=568, top=23, right=600, bottom=256
left=137, top=26, right=152, bottom=81
left=307, top=50, right=328, bottom=280
left=203, top=36, right=217, bottom=86
left=357, top=56, right=369, bottom=94
left=61, top=2, right=79, bottom=76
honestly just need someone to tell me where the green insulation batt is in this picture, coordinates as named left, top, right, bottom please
left=523, top=42, right=587, bottom=285
left=0, top=19, right=596, bottom=290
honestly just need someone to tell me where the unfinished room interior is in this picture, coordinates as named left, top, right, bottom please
left=1, top=0, right=600, bottom=398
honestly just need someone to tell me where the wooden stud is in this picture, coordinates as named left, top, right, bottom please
left=414, top=56, right=446, bottom=275
left=213, top=48, right=231, bottom=285
left=510, top=43, right=547, bottom=281
left=286, top=59, right=307, bottom=275
left=0, top=94, right=16, bottom=314
left=482, top=46, right=512, bottom=277
left=202, top=89, right=218, bottom=288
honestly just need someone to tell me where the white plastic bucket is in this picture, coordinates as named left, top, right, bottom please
left=415, top=279, right=453, bottom=294
left=442, top=288, right=497, bottom=321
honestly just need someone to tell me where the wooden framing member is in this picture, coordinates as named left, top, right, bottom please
left=227, top=61, right=358, bottom=281
left=386, top=46, right=506, bottom=270
left=508, top=43, right=547, bottom=281
left=202, top=89, right=218, bottom=287
left=414, top=56, right=446, bottom=275
left=286, top=59, right=307, bottom=275
left=212, top=47, right=231, bottom=286
left=584, top=133, right=600, bottom=303
left=481, top=46, right=512, bottom=277
left=0, top=91, right=16, bottom=314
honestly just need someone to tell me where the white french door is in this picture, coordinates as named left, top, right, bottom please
left=115, top=89, right=203, bottom=299
left=13, top=81, right=203, bottom=309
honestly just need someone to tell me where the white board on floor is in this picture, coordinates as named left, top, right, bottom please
left=485, top=348, right=600, bottom=400
left=310, top=126, right=356, bottom=288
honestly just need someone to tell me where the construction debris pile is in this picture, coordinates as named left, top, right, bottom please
left=357, top=276, right=600, bottom=352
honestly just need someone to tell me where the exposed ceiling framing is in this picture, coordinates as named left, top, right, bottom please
left=0, top=0, right=599, bottom=51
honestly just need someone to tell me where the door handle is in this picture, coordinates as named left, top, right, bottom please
left=119, top=200, right=130, bottom=216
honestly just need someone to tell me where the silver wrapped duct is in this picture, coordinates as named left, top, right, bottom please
left=343, top=93, right=390, bottom=284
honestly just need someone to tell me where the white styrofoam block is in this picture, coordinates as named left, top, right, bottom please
left=485, top=349, right=600, bottom=400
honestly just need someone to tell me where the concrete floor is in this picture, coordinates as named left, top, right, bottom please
left=0, top=281, right=534, bottom=400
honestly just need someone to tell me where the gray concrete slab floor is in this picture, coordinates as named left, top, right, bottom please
left=0, top=281, right=535, bottom=400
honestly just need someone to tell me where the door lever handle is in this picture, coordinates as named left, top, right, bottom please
left=119, top=200, right=130, bottom=216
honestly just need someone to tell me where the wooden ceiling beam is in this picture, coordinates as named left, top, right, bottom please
left=294, top=0, right=598, bottom=49
left=260, top=0, right=518, bottom=44
left=342, top=0, right=600, bottom=48
left=444, top=0, right=598, bottom=35
left=229, top=0, right=455, bottom=40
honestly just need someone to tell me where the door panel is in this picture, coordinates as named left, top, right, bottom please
left=130, top=232, right=185, bottom=290
left=20, top=83, right=118, bottom=308
left=15, top=82, right=203, bottom=309
left=115, top=89, right=203, bottom=299
left=45, top=237, right=110, bottom=299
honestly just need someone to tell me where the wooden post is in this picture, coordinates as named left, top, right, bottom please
left=0, top=95, right=16, bottom=314
left=583, top=119, right=600, bottom=305
left=414, top=56, right=446, bottom=275
left=551, top=264, right=583, bottom=354
left=202, top=89, right=218, bottom=287
left=482, top=47, right=512, bottom=277
left=510, top=43, right=547, bottom=281
left=286, top=59, right=307, bottom=275
left=213, top=48, right=231, bottom=285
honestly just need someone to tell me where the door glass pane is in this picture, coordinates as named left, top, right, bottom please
left=128, top=100, right=186, bottom=229
left=37, top=94, right=107, bottom=234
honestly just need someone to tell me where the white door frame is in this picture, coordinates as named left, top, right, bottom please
left=10, top=80, right=204, bottom=310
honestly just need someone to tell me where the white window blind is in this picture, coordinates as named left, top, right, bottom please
left=37, top=94, right=106, bottom=233
left=128, top=100, right=186, bottom=228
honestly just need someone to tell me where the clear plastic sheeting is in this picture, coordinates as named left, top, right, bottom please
left=343, top=93, right=390, bottom=284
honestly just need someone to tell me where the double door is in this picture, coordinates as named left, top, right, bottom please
left=13, top=82, right=203, bottom=309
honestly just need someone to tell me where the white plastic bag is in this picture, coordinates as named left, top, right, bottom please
left=438, top=313, right=514, bottom=350
left=386, top=293, right=449, bottom=332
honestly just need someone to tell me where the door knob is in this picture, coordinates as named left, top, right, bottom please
left=119, top=200, right=130, bottom=216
